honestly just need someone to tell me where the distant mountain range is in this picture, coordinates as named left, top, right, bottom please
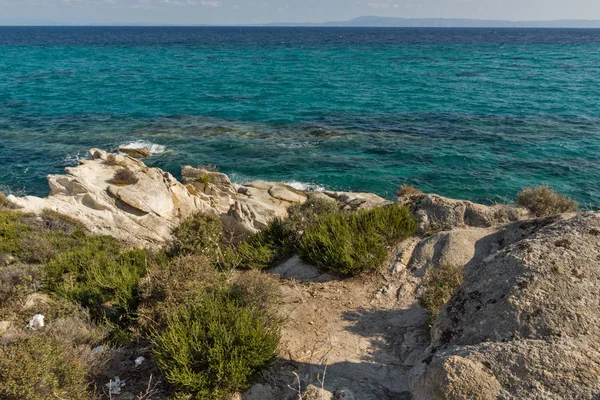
left=263, top=16, right=600, bottom=29
left=1, top=16, right=600, bottom=28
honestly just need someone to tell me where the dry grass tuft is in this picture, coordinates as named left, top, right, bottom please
left=397, top=184, right=423, bottom=197
left=113, top=168, right=139, bottom=186
left=0, top=193, right=18, bottom=210
left=516, top=185, right=578, bottom=217
left=420, top=264, right=464, bottom=325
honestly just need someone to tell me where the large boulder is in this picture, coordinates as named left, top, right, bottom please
left=409, top=212, right=600, bottom=399
left=399, top=194, right=531, bottom=236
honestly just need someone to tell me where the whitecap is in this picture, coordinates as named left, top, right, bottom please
left=61, top=153, right=82, bottom=166
left=118, top=140, right=166, bottom=154
left=284, top=181, right=326, bottom=192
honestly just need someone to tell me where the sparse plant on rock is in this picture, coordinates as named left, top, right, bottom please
left=419, top=264, right=464, bottom=325
left=397, top=184, right=422, bottom=197
left=0, top=193, right=18, bottom=210
left=195, top=174, right=211, bottom=184
left=517, top=185, right=578, bottom=217
left=113, top=168, right=139, bottom=186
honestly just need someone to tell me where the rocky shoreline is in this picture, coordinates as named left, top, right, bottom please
left=9, top=148, right=389, bottom=247
left=5, top=149, right=600, bottom=399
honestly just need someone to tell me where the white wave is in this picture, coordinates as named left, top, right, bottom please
left=118, top=140, right=166, bottom=154
left=284, top=181, right=326, bottom=192
left=62, top=153, right=82, bottom=166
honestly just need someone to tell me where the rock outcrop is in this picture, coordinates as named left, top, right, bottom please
left=409, top=212, right=600, bottom=399
left=399, top=193, right=531, bottom=235
left=8, top=149, right=388, bottom=247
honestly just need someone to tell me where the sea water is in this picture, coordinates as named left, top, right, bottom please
left=0, top=27, right=599, bottom=206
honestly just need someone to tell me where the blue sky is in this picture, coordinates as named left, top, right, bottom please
left=1, top=0, right=599, bottom=25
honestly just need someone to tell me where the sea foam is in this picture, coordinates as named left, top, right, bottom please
left=119, top=140, right=166, bottom=154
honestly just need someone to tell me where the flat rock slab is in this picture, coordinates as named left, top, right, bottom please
left=270, top=256, right=334, bottom=282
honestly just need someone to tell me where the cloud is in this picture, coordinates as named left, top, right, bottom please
left=200, top=0, right=221, bottom=6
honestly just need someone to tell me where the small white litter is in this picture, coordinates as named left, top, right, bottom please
left=105, top=376, right=125, bottom=395
left=134, top=356, right=146, bottom=368
left=27, top=314, right=44, bottom=330
left=92, top=345, right=104, bottom=353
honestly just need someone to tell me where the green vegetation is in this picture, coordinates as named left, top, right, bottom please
left=517, top=185, right=578, bottom=217
left=0, top=209, right=86, bottom=263
left=0, top=208, right=283, bottom=398
left=153, top=288, right=280, bottom=399
left=171, top=212, right=223, bottom=261
left=0, top=194, right=417, bottom=398
left=195, top=174, right=211, bottom=184
left=419, top=264, right=464, bottom=325
left=112, top=168, right=138, bottom=185
left=300, top=204, right=416, bottom=275
left=397, top=184, right=422, bottom=197
left=142, top=255, right=281, bottom=399
left=0, top=334, right=91, bottom=400
left=45, top=239, right=152, bottom=323
left=230, top=197, right=342, bottom=270
left=235, top=218, right=294, bottom=269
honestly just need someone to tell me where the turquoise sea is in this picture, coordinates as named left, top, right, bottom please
left=1, top=27, right=599, bottom=206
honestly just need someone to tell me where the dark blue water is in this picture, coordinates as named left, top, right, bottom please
left=1, top=27, right=599, bottom=206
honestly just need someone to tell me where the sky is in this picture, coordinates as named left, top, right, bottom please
left=1, top=0, right=600, bottom=25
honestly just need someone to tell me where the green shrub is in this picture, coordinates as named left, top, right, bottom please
left=284, top=197, right=341, bottom=248
left=300, top=204, right=416, bottom=275
left=419, top=264, right=464, bottom=325
left=113, top=168, right=138, bottom=185
left=516, top=185, right=578, bottom=217
left=0, top=263, right=42, bottom=319
left=0, top=210, right=87, bottom=263
left=171, top=213, right=223, bottom=261
left=152, top=283, right=281, bottom=399
left=0, top=334, right=91, bottom=400
left=138, top=255, right=226, bottom=331
left=235, top=218, right=294, bottom=269
left=195, top=174, right=211, bottom=184
left=0, top=211, right=29, bottom=254
left=44, top=236, right=151, bottom=322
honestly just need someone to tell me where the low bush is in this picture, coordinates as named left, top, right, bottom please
left=0, top=263, right=42, bottom=320
left=44, top=236, right=152, bottom=323
left=0, top=334, right=91, bottom=400
left=138, top=255, right=225, bottom=332
left=419, top=264, right=464, bottom=325
left=0, top=210, right=87, bottom=263
left=300, top=204, right=416, bottom=275
left=227, top=198, right=341, bottom=270
left=171, top=212, right=223, bottom=261
left=0, top=211, right=29, bottom=255
left=153, top=289, right=281, bottom=399
left=147, top=259, right=282, bottom=399
left=113, top=168, right=139, bottom=186
left=285, top=196, right=341, bottom=247
left=516, top=185, right=578, bottom=217
left=235, top=218, right=294, bottom=269
left=397, top=184, right=422, bottom=197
